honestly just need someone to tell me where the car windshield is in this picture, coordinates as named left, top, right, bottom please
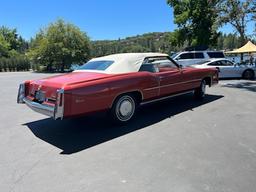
left=79, top=60, right=114, bottom=71
left=170, top=53, right=178, bottom=59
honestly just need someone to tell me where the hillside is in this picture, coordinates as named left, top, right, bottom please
left=90, top=32, right=243, bottom=58
left=90, top=32, right=176, bottom=57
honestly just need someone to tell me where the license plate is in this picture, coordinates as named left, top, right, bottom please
left=35, top=91, right=45, bottom=102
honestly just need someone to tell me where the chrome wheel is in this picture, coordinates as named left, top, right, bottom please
left=115, top=95, right=136, bottom=122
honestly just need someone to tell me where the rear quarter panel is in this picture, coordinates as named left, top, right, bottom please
left=63, top=72, right=158, bottom=117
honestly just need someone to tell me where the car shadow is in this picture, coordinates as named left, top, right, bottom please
left=221, top=80, right=256, bottom=92
left=24, top=93, right=223, bottom=155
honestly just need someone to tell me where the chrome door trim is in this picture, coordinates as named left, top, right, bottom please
left=140, top=90, right=194, bottom=105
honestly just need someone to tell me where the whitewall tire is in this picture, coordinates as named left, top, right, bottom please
left=194, top=80, right=206, bottom=100
left=111, top=94, right=137, bottom=124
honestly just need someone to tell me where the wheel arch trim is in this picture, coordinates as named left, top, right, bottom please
left=110, top=90, right=143, bottom=108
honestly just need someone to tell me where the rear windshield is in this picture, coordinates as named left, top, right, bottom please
left=207, top=52, right=225, bottom=58
left=79, top=60, right=114, bottom=71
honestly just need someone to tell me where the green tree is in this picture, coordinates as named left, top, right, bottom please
left=29, top=19, right=91, bottom=72
left=0, top=34, right=10, bottom=57
left=217, top=0, right=256, bottom=46
left=17, top=36, right=29, bottom=53
left=167, top=0, right=220, bottom=47
left=121, top=45, right=150, bottom=53
left=0, top=26, right=20, bottom=51
left=0, top=26, right=29, bottom=56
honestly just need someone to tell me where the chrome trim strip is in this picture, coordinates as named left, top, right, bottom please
left=143, top=87, right=159, bottom=91
left=143, top=79, right=201, bottom=91
left=23, top=97, right=55, bottom=117
left=140, top=90, right=194, bottom=106
left=160, top=79, right=201, bottom=88
left=110, top=89, right=144, bottom=108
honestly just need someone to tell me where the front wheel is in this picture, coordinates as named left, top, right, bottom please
left=194, top=80, right=206, bottom=100
left=110, top=94, right=137, bottom=124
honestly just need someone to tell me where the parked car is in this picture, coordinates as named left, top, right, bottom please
left=172, top=51, right=225, bottom=67
left=17, top=53, right=218, bottom=123
left=192, top=58, right=256, bottom=79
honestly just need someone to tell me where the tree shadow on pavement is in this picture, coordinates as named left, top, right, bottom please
left=221, top=80, right=256, bottom=92
left=24, top=93, right=223, bottom=155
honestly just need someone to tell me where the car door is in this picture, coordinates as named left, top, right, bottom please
left=179, top=67, right=203, bottom=91
left=218, top=60, right=239, bottom=78
left=175, top=53, right=194, bottom=66
left=157, top=68, right=183, bottom=96
left=146, top=57, right=183, bottom=97
left=207, top=61, right=226, bottom=78
left=176, top=52, right=206, bottom=66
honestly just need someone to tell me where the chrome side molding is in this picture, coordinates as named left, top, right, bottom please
left=140, top=90, right=194, bottom=106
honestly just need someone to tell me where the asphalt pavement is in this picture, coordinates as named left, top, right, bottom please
left=0, top=72, right=256, bottom=192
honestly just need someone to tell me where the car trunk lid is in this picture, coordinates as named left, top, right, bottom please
left=28, top=72, right=111, bottom=100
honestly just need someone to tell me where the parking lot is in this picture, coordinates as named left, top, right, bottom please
left=1, top=72, right=256, bottom=192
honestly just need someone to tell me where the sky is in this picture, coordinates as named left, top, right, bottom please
left=0, top=0, right=253, bottom=41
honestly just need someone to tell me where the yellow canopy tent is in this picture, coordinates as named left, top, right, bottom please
left=225, top=41, right=256, bottom=63
left=226, top=41, right=256, bottom=54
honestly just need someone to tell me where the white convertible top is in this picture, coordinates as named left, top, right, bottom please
left=75, top=53, right=168, bottom=74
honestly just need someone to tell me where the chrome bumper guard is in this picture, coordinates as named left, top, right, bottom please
left=17, top=84, right=65, bottom=120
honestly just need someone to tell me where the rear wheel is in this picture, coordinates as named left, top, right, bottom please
left=194, top=80, right=206, bottom=100
left=110, top=94, right=137, bottom=124
left=243, top=70, right=255, bottom=80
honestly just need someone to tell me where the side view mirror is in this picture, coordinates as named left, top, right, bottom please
left=179, top=64, right=183, bottom=69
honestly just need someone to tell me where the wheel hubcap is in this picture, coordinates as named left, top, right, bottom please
left=116, top=96, right=135, bottom=122
left=119, top=100, right=133, bottom=117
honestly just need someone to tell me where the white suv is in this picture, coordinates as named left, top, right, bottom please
left=172, top=51, right=225, bottom=67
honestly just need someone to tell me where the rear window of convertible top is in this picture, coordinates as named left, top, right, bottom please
left=79, top=60, right=114, bottom=71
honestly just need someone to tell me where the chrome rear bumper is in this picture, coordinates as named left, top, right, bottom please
left=17, top=83, right=64, bottom=120
left=23, top=97, right=55, bottom=117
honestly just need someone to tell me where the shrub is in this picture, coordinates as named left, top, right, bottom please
left=35, top=64, right=40, bottom=72
left=0, top=56, right=30, bottom=72
left=0, top=58, right=3, bottom=72
left=2, top=58, right=7, bottom=72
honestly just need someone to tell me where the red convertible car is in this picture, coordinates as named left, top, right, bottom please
left=17, top=53, right=218, bottom=123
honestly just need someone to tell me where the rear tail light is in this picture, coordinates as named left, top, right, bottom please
left=54, top=89, right=64, bottom=120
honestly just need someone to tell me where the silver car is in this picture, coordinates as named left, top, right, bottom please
left=192, top=59, right=256, bottom=79
left=172, top=51, right=225, bottom=67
